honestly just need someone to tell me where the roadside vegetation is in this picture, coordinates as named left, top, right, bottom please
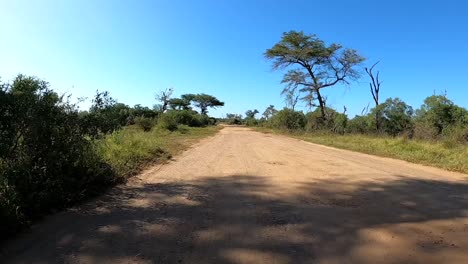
left=222, top=31, right=467, bottom=173
left=0, top=74, right=223, bottom=240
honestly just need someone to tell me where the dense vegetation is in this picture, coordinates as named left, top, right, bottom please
left=0, top=74, right=223, bottom=240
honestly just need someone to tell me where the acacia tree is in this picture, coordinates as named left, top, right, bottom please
left=245, top=109, right=259, bottom=119
left=191, top=94, right=224, bottom=115
left=365, top=61, right=382, bottom=130
left=168, top=98, right=191, bottom=110
left=265, top=31, right=365, bottom=121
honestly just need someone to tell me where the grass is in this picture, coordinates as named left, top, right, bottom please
left=97, top=125, right=221, bottom=179
left=254, top=127, right=468, bottom=174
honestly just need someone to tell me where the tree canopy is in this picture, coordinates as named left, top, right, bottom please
left=265, top=31, right=365, bottom=120
left=191, top=93, right=224, bottom=115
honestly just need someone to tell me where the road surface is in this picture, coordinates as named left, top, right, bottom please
left=3, top=126, right=468, bottom=264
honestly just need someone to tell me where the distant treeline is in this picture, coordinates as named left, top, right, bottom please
left=227, top=94, right=467, bottom=144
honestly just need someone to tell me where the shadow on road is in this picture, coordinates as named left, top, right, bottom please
left=3, top=175, right=468, bottom=263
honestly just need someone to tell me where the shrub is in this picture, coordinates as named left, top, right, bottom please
left=442, top=125, right=468, bottom=145
left=269, top=108, right=306, bottom=130
left=228, top=118, right=243, bottom=125
left=305, top=110, right=323, bottom=131
left=0, top=75, right=115, bottom=238
left=135, top=116, right=155, bottom=131
left=347, top=115, right=373, bottom=134
left=158, top=110, right=214, bottom=130
left=413, top=121, right=439, bottom=140
left=244, top=118, right=259, bottom=127
left=158, top=113, right=179, bottom=131
left=176, top=124, right=190, bottom=134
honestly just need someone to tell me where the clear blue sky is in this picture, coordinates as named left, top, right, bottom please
left=1, top=0, right=467, bottom=117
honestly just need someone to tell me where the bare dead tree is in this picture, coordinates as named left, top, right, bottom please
left=361, top=102, right=370, bottom=116
left=155, top=87, right=173, bottom=113
left=282, top=87, right=300, bottom=111
left=365, top=61, right=382, bottom=130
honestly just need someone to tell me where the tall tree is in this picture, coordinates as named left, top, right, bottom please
left=416, top=94, right=467, bottom=134
left=245, top=109, right=259, bottom=119
left=155, top=88, right=173, bottom=113
left=263, top=105, right=278, bottom=120
left=377, top=98, right=414, bottom=136
left=265, top=31, right=365, bottom=121
left=192, top=94, right=224, bottom=115
left=365, top=61, right=382, bottom=130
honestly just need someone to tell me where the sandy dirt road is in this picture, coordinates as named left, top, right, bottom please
left=3, top=126, right=468, bottom=264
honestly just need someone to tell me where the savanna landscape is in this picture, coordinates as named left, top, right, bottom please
left=1, top=1, right=467, bottom=264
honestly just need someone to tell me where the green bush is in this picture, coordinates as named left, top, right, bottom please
left=442, top=125, right=468, bottom=145
left=158, top=113, right=179, bottom=131
left=158, top=110, right=212, bottom=131
left=135, top=116, right=155, bottom=131
left=244, top=118, right=259, bottom=127
left=0, top=75, right=115, bottom=238
left=347, top=115, right=373, bottom=134
left=269, top=108, right=306, bottom=130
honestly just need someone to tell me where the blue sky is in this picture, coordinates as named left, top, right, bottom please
left=1, top=0, right=467, bottom=117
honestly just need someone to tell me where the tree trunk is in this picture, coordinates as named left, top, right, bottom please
left=375, top=103, right=380, bottom=131
left=316, top=89, right=326, bottom=120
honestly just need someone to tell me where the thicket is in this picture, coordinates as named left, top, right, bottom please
left=0, top=74, right=222, bottom=240
left=252, top=94, right=467, bottom=145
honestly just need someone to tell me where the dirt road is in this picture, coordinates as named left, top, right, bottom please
left=3, top=126, right=468, bottom=264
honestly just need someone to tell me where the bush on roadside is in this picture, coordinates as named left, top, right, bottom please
left=244, top=117, right=259, bottom=127
left=0, top=75, right=115, bottom=238
left=347, top=115, right=373, bottom=134
left=135, top=116, right=156, bottom=131
left=157, top=110, right=214, bottom=131
left=268, top=108, right=306, bottom=130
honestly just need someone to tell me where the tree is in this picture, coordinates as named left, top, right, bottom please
left=155, top=88, right=173, bottom=113
left=415, top=94, right=467, bottom=135
left=376, top=98, right=414, bottom=136
left=365, top=61, right=382, bottom=131
left=168, top=98, right=191, bottom=110
left=86, top=91, right=130, bottom=134
left=132, top=104, right=158, bottom=118
left=168, top=93, right=197, bottom=110
left=265, top=31, right=365, bottom=121
left=191, top=94, right=224, bottom=115
left=263, top=105, right=278, bottom=120
left=282, top=83, right=300, bottom=110
left=245, top=109, right=259, bottom=119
